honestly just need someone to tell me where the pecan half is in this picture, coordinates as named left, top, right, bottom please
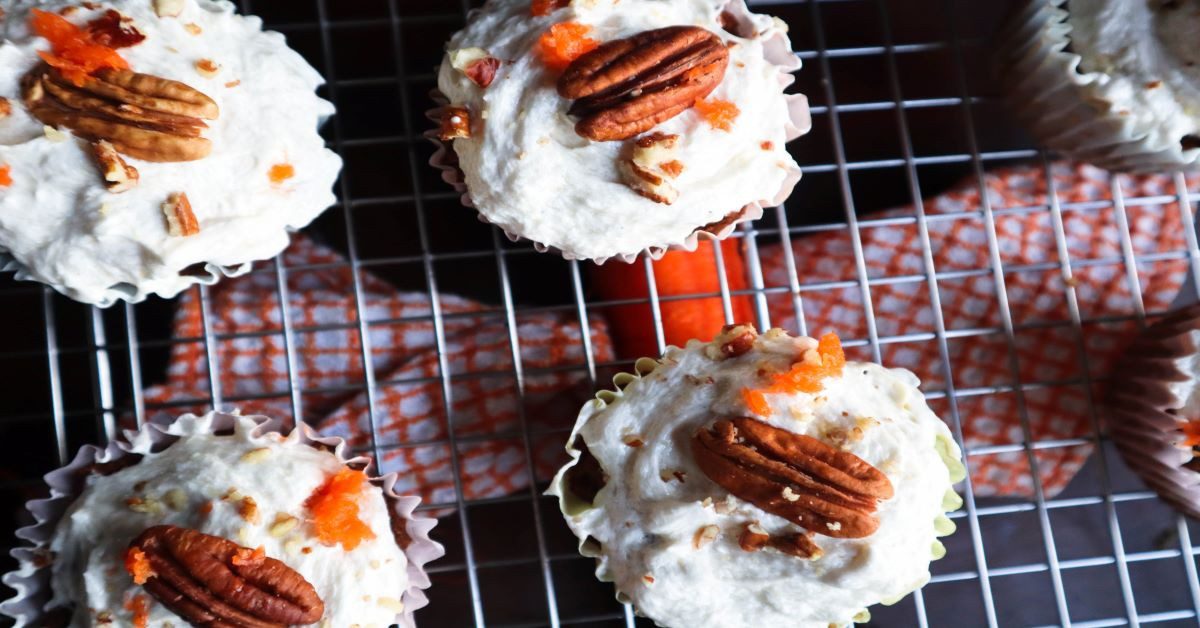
left=21, top=64, right=218, bottom=162
left=129, top=525, right=324, bottom=627
left=558, top=26, right=729, bottom=141
left=692, top=417, right=893, bottom=539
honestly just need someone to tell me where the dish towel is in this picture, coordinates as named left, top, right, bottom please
left=141, top=162, right=1194, bottom=503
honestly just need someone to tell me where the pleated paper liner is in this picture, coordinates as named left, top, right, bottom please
left=0, top=410, right=444, bottom=627
left=426, top=0, right=811, bottom=264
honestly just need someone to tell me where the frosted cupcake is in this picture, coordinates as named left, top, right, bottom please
left=432, top=0, right=810, bottom=262
left=1, top=411, right=441, bottom=627
left=0, top=0, right=341, bottom=305
left=550, top=325, right=965, bottom=628
left=997, top=0, right=1200, bottom=172
left=1106, top=304, right=1200, bottom=519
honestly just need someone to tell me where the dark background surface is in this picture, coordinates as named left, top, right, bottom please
left=0, top=0, right=1198, bottom=626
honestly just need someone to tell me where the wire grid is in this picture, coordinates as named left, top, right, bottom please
left=2, top=0, right=1200, bottom=626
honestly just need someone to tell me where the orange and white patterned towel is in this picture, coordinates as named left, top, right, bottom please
left=759, top=162, right=1195, bottom=496
left=141, top=162, right=1194, bottom=503
left=141, top=238, right=614, bottom=507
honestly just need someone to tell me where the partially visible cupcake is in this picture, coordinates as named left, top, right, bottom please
left=431, top=0, right=810, bottom=262
left=1106, top=304, right=1200, bottom=519
left=996, top=0, right=1200, bottom=172
left=0, top=0, right=341, bottom=305
left=550, top=325, right=965, bottom=628
left=1, top=411, right=442, bottom=627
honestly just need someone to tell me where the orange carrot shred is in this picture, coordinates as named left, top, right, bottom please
left=305, top=468, right=376, bottom=550
left=269, top=163, right=295, bottom=185
left=124, top=593, right=150, bottom=628
left=741, top=333, right=847, bottom=417
left=742, top=388, right=770, bottom=416
left=231, top=546, right=266, bottom=566
left=537, top=22, right=599, bottom=71
left=30, top=8, right=130, bottom=86
left=123, top=547, right=155, bottom=585
left=1182, top=419, right=1200, bottom=448
left=0, top=165, right=11, bottom=188
left=694, top=98, right=740, bottom=131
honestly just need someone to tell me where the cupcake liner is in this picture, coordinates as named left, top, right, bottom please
left=0, top=410, right=444, bottom=627
left=546, top=345, right=964, bottom=623
left=426, top=0, right=812, bottom=264
left=1105, top=303, right=1200, bottom=520
left=995, top=0, right=1200, bottom=173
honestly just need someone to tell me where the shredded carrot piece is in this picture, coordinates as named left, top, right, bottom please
left=742, top=388, right=770, bottom=416
left=123, top=547, right=155, bottom=585
left=231, top=546, right=266, bottom=566
left=0, top=165, right=11, bottom=188
left=123, top=594, right=150, bottom=628
left=268, top=163, right=295, bottom=185
left=305, top=468, right=376, bottom=550
left=537, top=22, right=599, bottom=71
left=30, top=9, right=129, bottom=86
left=1182, top=420, right=1200, bottom=448
left=694, top=98, right=740, bottom=131
left=742, top=333, right=847, bottom=417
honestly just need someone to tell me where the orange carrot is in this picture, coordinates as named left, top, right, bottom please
left=591, top=238, right=753, bottom=359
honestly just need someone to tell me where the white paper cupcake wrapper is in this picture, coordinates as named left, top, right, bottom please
left=426, top=0, right=811, bottom=264
left=995, top=0, right=1200, bottom=173
left=545, top=346, right=964, bottom=625
left=0, top=410, right=444, bottom=627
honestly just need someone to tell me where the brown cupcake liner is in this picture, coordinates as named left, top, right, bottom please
left=995, top=0, right=1200, bottom=173
left=0, top=410, right=443, bottom=627
left=1106, top=303, right=1200, bottom=520
left=426, top=0, right=811, bottom=264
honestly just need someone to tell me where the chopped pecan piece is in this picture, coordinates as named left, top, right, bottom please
left=195, top=59, right=221, bottom=78
left=154, top=0, right=186, bottom=17
left=692, top=417, right=893, bottom=538
left=738, top=521, right=821, bottom=558
left=438, top=106, right=472, bottom=140
left=707, top=323, right=757, bottom=360
left=86, top=10, right=146, bottom=48
left=162, top=192, right=199, bottom=236
left=558, top=26, right=729, bottom=141
left=22, top=64, right=218, bottom=162
left=91, top=140, right=139, bottom=193
left=450, top=48, right=502, bottom=88
left=619, top=132, right=682, bottom=204
left=128, top=525, right=324, bottom=627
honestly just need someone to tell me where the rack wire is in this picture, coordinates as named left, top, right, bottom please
left=3, top=0, right=1200, bottom=626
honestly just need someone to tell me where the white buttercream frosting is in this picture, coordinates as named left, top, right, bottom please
left=49, top=414, right=408, bottom=626
left=1066, top=0, right=1200, bottom=153
left=551, top=328, right=964, bottom=628
left=0, top=0, right=341, bottom=305
left=436, top=0, right=803, bottom=261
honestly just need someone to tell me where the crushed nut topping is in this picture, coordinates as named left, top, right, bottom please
left=377, top=597, right=405, bottom=613
left=126, top=496, right=163, bottom=515
left=91, top=140, right=138, bottom=193
left=184, top=22, right=202, bottom=35
left=163, top=488, right=187, bottom=511
left=0, top=98, right=10, bottom=118
left=240, top=447, right=272, bottom=463
left=43, top=125, right=68, bottom=142
left=706, top=323, right=758, bottom=360
left=642, top=574, right=655, bottom=585
left=194, top=58, right=220, bottom=78
left=438, top=106, right=471, bottom=141
left=153, top=0, right=186, bottom=18
left=269, top=513, right=300, bottom=538
left=238, top=496, right=260, bottom=523
left=621, top=434, right=645, bottom=448
left=450, top=48, right=502, bottom=88
left=619, top=132, right=682, bottom=204
left=692, top=524, right=719, bottom=549
left=162, top=192, right=199, bottom=236
left=225, top=79, right=241, bottom=88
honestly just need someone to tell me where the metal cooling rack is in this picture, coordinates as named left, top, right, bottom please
left=3, top=0, right=1200, bottom=626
